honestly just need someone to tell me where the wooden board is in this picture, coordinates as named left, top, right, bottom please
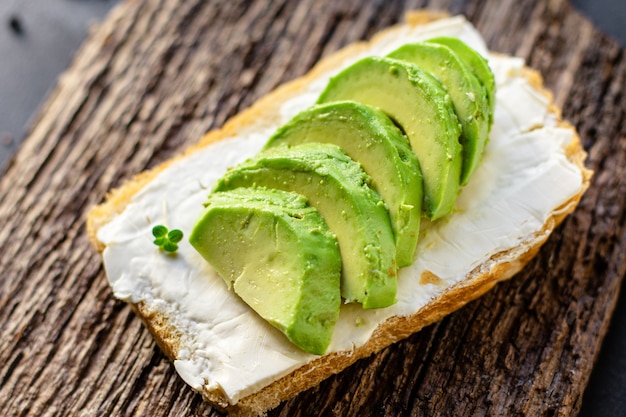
left=0, top=0, right=624, bottom=415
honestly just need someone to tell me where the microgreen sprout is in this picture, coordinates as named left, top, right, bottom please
left=152, top=225, right=184, bottom=253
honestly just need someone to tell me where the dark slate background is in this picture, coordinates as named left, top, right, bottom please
left=0, top=1, right=623, bottom=415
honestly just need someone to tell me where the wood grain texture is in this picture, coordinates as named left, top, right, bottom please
left=0, top=0, right=624, bottom=416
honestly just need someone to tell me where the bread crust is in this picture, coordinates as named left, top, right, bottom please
left=87, top=10, right=592, bottom=417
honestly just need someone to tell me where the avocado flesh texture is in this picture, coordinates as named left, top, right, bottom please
left=214, top=143, right=397, bottom=309
left=317, top=56, right=462, bottom=220
left=264, top=101, right=422, bottom=267
left=388, top=42, right=490, bottom=185
left=426, top=36, right=496, bottom=126
left=189, top=187, right=341, bottom=355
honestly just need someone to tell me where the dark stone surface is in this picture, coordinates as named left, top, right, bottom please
left=571, top=0, right=626, bottom=46
left=0, top=1, right=623, bottom=415
left=0, top=0, right=119, bottom=171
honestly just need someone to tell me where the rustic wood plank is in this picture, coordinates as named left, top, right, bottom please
left=0, top=0, right=623, bottom=416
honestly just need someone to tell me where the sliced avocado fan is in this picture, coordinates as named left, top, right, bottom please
left=388, top=42, right=490, bottom=185
left=188, top=39, right=498, bottom=355
left=317, top=56, right=462, bottom=220
left=264, top=101, right=422, bottom=267
left=189, top=187, right=341, bottom=355
left=214, top=143, right=397, bottom=309
left=426, top=36, right=496, bottom=126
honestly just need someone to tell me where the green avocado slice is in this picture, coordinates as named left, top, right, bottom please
left=189, top=187, right=341, bottom=355
left=214, top=143, right=397, bottom=309
left=426, top=37, right=496, bottom=125
left=264, top=101, right=422, bottom=267
left=317, top=56, right=462, bottom=220
left=388, top=42, right=490, bottom=185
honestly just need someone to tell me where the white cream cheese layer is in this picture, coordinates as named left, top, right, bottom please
left=97, top=16, right=585, bottom=403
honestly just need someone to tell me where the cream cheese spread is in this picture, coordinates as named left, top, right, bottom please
left=97, top=16, right=585, bottom=403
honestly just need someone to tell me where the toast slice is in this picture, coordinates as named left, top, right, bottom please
left=87, top=11, right=592, bottom=417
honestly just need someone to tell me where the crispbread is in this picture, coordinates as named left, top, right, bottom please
left=87, top=10, right=592, bottom=417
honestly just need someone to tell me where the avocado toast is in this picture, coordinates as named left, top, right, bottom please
left=87, top=12, right=591, bottom=417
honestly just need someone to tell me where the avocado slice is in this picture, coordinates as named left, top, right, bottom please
left=388, top=42, right=490, bottom=185
left=214, top=143, right=397, bottom=309
left=189, top=187, right=341, bottom=355
left=317, top=56, right=462, bottom=220
left=263, top=101, right=422, bottom=267
left=426, top=37, right=496, bottom=125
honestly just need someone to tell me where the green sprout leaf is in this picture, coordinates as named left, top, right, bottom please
left=168, top=229, right=184, bottom=243
left=163, top=241, right=179, bottom=252
left=152, top=225, right=168, bottom=238
left=152, top=225, right=183, bottom=253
